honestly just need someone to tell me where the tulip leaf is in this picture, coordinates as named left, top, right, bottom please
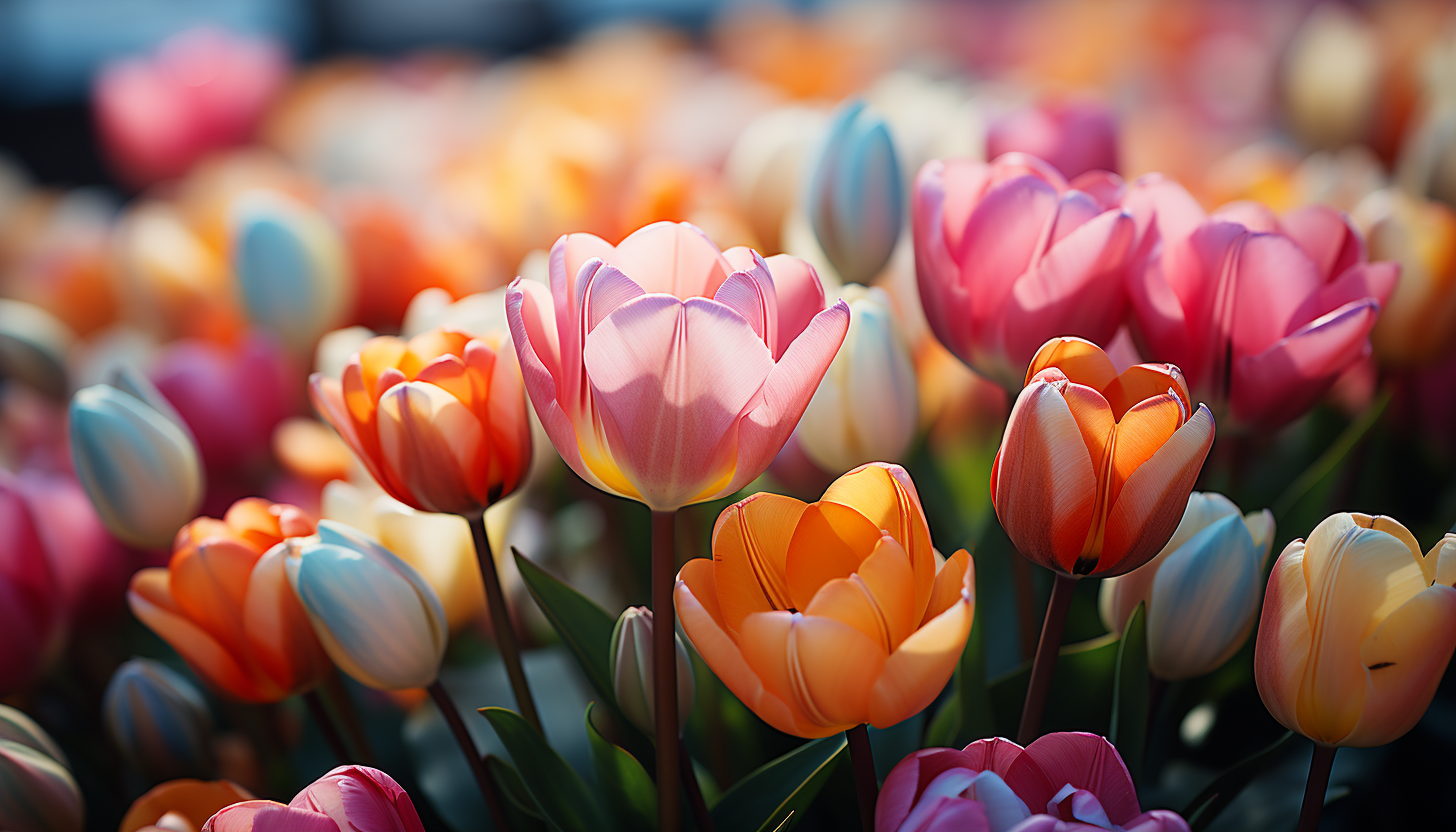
left=586, top=703, right=657, bottom=832
left=1183, top=731, right=1297, bottom=831
left=1108, top=602, right=1150, bottom=781
left=1273, top=389, right=1390, bottom=522
left=709, top=735, right=847, bottom=832
left=484, top=754, right=550, bottom=830
left=479, top=707, right=611, bottom=832
left=514, top=550, right=616, bottom=702
left=987, top=634, right=1121, bottom=737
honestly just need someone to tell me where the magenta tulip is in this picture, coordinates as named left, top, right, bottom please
left=506, top=221, right=850, bottom=511
left=987, top=98, right=1120, bottom=180
left=14, top=470, right=129, bottom=627
left=913, top=153, right=1136, bottom=388
left=1123, top=176, right=1398, bottom=429
left=0, top=474, right=63, bottom=697
left=203, top=765, right=424, bottom=832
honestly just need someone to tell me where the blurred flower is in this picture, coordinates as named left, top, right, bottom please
left=1282, top=5, right=1381, bottom=151
left=808, top=100, right=904, bottom=284
left=993, top=337, right=1214, bottom=578
left=93, top=28, right=288, bottom=188
left=611, top=606, right=695, bottom=738
left=1255, top=513, right=1456, bottom=747
left=864, top=70, right=985, bottom=186
left=987, top=97, right=1119, bottom=180
left=104, top=659, right=215, bottom=782
left=231, top=191, right=352, bottom=354
left=796, top=284, right=917, bottom=474
left=0, top=474, right=64, bottom=696
left=14, top=470, right=130, bottom=627
left=677, top=463, right=973, bottom=737
left=876, top=733, right=1189, bottom=832
left=110, top=202, right=237, bottom=342
left=913, top=153, right=1135, bottom=388
left=202, top=766, right=423, bottom=832
left=127, top=498, right=330, bottom=703
left=1100, top=493, right=1274, bottom=680
left=0, top=706, right=66, bottom=767
left=119, top=780, right=254, bottom=832
left=724, top=105, right=829, bottom=252
left=283, top=521, right=447, bottom=690
left=69, top=367, right=204, bottom=549
left=320, top=480, right=485, bottom=632
left=506, top=222, right=848, bottom=511
left=1124, top=176, right=1398, bottom=429
left=1353, top=189, right=1456, bottom=366
left=0, top=299, right=75, bottom=400
left=0, top=712, right=82, bottom=832
left=309, top=328, right=530, bottom=517
left=271, top=418, right=355, bottom=485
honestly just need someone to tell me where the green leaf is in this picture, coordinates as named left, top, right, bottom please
left=513, top=549, right=616, bottom=702
left=987, top=634, right=1121, bottom=737
left=484, top=755, right=549, bottom=830
left=924, top=692, right=960, bottom=748
left=1183, top=731, right=1296, bottom=831
left=586, top=703, right=657, bottom=832
left=958, top=547, right=997, bottom=744
left=1109, top=602, right=1149, bottom=781
left=1274, top=389, right=1390, bottom=521
left=479, top=706, right=611, bottom=832
left=709, top=735, right=847, bottom=832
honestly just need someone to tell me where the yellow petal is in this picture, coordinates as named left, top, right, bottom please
left=923, top=549, right=972, bottom=626
left=868, top=595, right=972, bottom=729
left=1254, top=541, right=1313, bottom=736
left=1341, top=584, right=1456, bottom=747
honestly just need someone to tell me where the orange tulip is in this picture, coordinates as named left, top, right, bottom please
left=119, top=779, right=254, bottom=832
left=127, top=499, right=331, bottom=703
left=309, top=328, right=531, bottom=517
left=675, top=463, right=974, bottom=738
left=992, top=337, right=1215, bottom=578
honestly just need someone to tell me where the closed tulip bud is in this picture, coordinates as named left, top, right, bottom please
left=118, top=780, right=254, bottom=832
left=1354, top=189, right=1456, bottom=366
left=611, top=607, right=694, bottom=738
left=0, top=713, right=82, bottom=832
left=987, top=97, right=1119, bottom=180
left=0, top=299, right=76, bottom=400
left=202, top=766, right=424, bottom=832
left=68, top=367, right=204, bottom=549
left=283, top=521, right=448, bottom=690
left=104, top=659, right=216, bottom=781
left=1100, top=493, right=1274, bottom=680
left=808, top=100, right=904, bottom=284
left=725, top=105, right=829, bottom=252
left=0, top=706, right=66, bottom=769
left=796, top=285, right=917, bottom=474
left=1255, top=513, right=1456, bottom=747
left=993, top=338, right=1214, bottom=578
left=232, top=191, right=351, bottom=353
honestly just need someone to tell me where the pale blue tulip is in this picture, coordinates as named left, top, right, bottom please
left=102, top=658, right=214, bottom=782
left=283, top=520, right=448, bottom=690
left=68, top=367, right=203, bottom=549
left=807, top=99, right=904, bottom=284
left=232, top=191, right=351, bottom=353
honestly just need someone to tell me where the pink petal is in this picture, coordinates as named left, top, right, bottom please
left=1279, top=204, right=1365, bottom=281
left=958, top=176, right=1061, bottom=319
left=1228, top=233, right=1325, bottom=359
left=713, top=251, right=779, bottom=352
left=962, top=737, right=1030, bottom=780
left=765, top=255, right=826, bottom=358
left=1013, top=733, right=1140, bottom=826
left=897, top=796, right=992, bottom=832
left=877, top=748, right=983, bottom=832
left=913, top=161, right=976, bottom=365
left=1067, top=171, right=1126, bottom=211
left=1231, top=301, right=1379, bottom=428
left=579, top=264, right=647, bottom=335
left=202, top=802, right=338, bottom=832
left=1291, top=262, right=1398, bottom=330
left=1121, top=174, right=1206, bottom=256
left=1212, top=200, right=1278, bottom=233
left=608, top=221, right=733, bottom=299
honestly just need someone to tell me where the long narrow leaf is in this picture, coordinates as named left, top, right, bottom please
left=586, top=703, right=657, bottom=832
left=1183, top=731, right=1297, bottom=831
left=710, top=735, right=847, bottom=832
left=1109, top=602, right=1150, bottom=781
left=480, top=706, right=611, bottom=832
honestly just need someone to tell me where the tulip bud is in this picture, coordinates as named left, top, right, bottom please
left=0, top=710, right=83, bottom=832
left=796, top=285, right=917, bottom=474
left=808, top=99, right=904, bottom=284
left=610, top=607, right=694, bottom=738
left=0, top=299, right=76, bottom=400
left=1354, top=189, right=1456, bottom=366
left=0, top=706, right=66, bottom=768
left=725, top=105, right=829, bottom=252
left=104, top=659, right=216, bottom=782
left=283, top=521, right=448, bottom=690
left=68, top=367, right=203, bottom=549
left=231, top=191, right=351, bottom=354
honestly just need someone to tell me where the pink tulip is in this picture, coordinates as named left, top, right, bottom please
left=506, top=221, right=850, bottom=510
left=913, top=153, right=1137, bottom=388
left=0, top=473, right=64, bottom=696
left=15, top=470, right=129, bottom=626
left=1123, top=175, right=1398, bottom=429
left=987, top=98, right=1120, bottom=180
left=203, top=766, right=424, bottom=832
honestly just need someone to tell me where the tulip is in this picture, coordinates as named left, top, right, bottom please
left=202, top=766, right=423, bottom=832
left=309, top=327, right=531, bottom=517
left=1123, top=176, right=1398, bottom=429
left=69, top=367, right=204, bottom=549
left=1281, top=5, right=1380, bottom=151
left=104, top=658, right=216, bottom=781
left=0, top=298, right=76, bottom=399
left=119, top=780, right=254, bottom=832
left=127, top=498, right=331, bottom=703
left=283, top=521, right=448, bottom=690
left=724, top=105, right=829, bottom=252
left=677, top=462, right=974, bottom=737
left=0, top=706, right=66, bottom=767
left=506, top=221, right=849, bottom=511
left=795, top=285, right=918, bottom=474
left=876, top=733, right=1189, bottom=832
left=913, top=153, right=1136, bottom=388
left=808, top=100, right=904, bottom=284
left=0, top=718, right=83, bottom=832
left=611, top=607, right=695, bottom=738
left=0, top=475, right=64, bottom=696
left=232, top=191, right=352, bottom=354
left=986, top=98, right=1119, bottom=180
left=15, top=470, right=130, bottom=627
left=1099, top=493, right=1274, bottom=680
left=1353, top=189, right=1456, bottom=366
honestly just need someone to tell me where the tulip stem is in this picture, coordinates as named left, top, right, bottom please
left=302, top=689, right=352, bottom=765
left=846, top=724, right=877, bottom=832
left=322, top=670, right=377, bottom=765
left=1296, top=744, right=1337, bottom=832
left=652, top=508, right=682, bottom=832
left=1017, top=572, right=1078, bottom=745
left=680, top=738, right=714, bottom=832
left=468, top=513, right=543, bottom=735
left=428, top=679, right=513, bottom=832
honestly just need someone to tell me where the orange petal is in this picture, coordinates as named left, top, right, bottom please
left=355, top=337, right=409, bottom=396
left=785, top=502, right=883, bottom=611
left=375, top=381, right=486, bottom=514
left=169, top=539, right=260, bottom=659
left=414, top=355, right=482, bottom=410
left=922, top=549, right=972, bottom=626
left=243, top=548, right=328, bottom=696
left=803, top=578, right=885, bottom=650
left=1108, top=392, right=1184, bottom=508
left=400, top=329, right=471, bottom=377
left=1061, top=382, right=1114, bottom=478
left=1103, top=363, right=1191, bottom=421
left=739, top=612, right=886, bottom=731
left=868, top=593, right=972, bottom=729
left=128, top=570, right=269, bottom=702
left=713, top=493, right=806, bottom=634
left=818, top=463, right=935, bottom=615
left=852, top=535, right=919, bottom=650
left=1025, top=337, right=1117, bottom=391
left=118, top=779, right=255, bottom=832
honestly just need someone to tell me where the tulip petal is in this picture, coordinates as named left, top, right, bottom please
left=170, top=539, right=259, bottom=662
left=1102, top=364, right=1191, bottom=422
left=819, top=463, right=935, bottom=613
left=763, top=254, right=825, bottom=359
left=868, top=593, right=971, bottom=729
left=1279, top=204, right=1364, bottom=280
left=1342, top=584, right=1456, bottom=746
left=713, top=254, right=779, bottom=351
left=204, top=801, right=338, bottom=832
left=1229, top=233, right=1325, bottom=361
left=712, top=493, right=805, bottom=634
left=741, top=612, right=887, bottom=730
left=785, top=503, right=884, bottom=611
left=1146, top=515, right=1261, bottom=680
left=1232, top=300, right=1379, bottom=428
left=1025, top=338, right=1118, bottom=391
left=128, top=569, right=270, bottom=702
left=1107, top=392, right=1185, bottom=509
left=609, top=222, right=734, bottom=299
left=913, top=160, right=977, bottom=367
left=1014, top=733, right=1139, bottom=825
left=923, top=549, right=972, bottom=626
left=959, top=176, right=1061, bottom=318
left=1254, top=541, right=1313, bottom=736
left=375, top=381, right=485, bottom=515
left=1293, top=262, right=1399, bottom=330
left=244, top=548, right=329, bottom=695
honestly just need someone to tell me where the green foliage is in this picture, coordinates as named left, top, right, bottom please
left=1109, top=602, right=1150, bottom=781
left=1183, top=731, right=1297, bottom=830
left=586, top=703, right=657, bottom=832
left=709, top=735, right=847, bottom=832
left=479, top=707, right=611, bottom=832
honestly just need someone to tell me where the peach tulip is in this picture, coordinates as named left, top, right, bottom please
left=309, top=328, right=531, bottom=517
left=127, top=499, right=331, bottom=703
left=506, top=221, right=850, bottom=511
left=676, top=463, right=974, bottom=738
left=1354, top=189, right=1456, bottom=366
left=119, top=780, right=254, bottom=832
left=1255, top=513, right=1456, bottom=747
left=992, top=337, right=1214, bottom=578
